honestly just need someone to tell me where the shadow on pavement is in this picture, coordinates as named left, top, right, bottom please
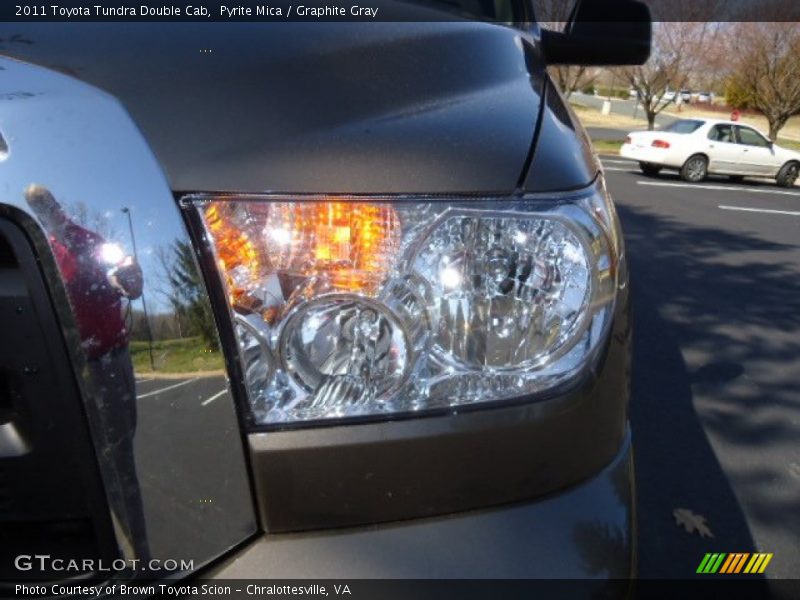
left=617, top=201, right=800, bottom=590
left=632, top=169, right=785, bottom=189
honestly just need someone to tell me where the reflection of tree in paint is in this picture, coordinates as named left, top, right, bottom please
left=572, top=455, right=632, bottom=587
left=573, top=520, right=631, bottom=600
left=573, top=521, right=628, bottom=577
left=0, top=33, right=34, bottom=51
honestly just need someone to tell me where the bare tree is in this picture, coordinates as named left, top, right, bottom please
left=620, top=21, right=720, bottom=130
left=67, top=200, right=119, bottom=240
left=550, top=64, right=599, bottom=99
left=725, top=22, right=800, bottom=140
left=534, top=0, right=599, bottom=99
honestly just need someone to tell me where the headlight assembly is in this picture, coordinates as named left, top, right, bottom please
left=187, top=183, right=619, bottom=427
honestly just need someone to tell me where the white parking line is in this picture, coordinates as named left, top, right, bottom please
left=636, top=181, right=800, bottom=196
left=719, top=205, right=800, bottom=217
left=600, top=159, right=635, bottom=166
left=603, top=167, right=636, bottom=172
left=201, top=389, right=228, bottom=407
left=137, top=378, right=197, bottom=399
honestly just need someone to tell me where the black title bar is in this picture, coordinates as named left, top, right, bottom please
left=2, top=0, right=800, bottom=22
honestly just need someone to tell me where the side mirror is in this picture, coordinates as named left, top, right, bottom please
left=541, top=0, right=652, bottom=66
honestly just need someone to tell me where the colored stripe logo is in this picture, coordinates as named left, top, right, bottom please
left=697, top=553, right=773, bottom=574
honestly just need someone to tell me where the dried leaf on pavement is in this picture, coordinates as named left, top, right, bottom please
left=673, top=508, right=714, bottom=538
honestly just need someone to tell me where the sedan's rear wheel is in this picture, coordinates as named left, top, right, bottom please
left=680, top=155, right=708, bottom=183
left=639, top=162, right=662, bottom=177
left=776, top=161, right=799, bottom=188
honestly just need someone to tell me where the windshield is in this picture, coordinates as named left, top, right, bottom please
left=663, top=120, right=705, bottom=134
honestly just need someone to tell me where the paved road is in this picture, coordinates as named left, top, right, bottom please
left=586, top=126, right=630, bottom=141
left=130, top=374, right=248, bottom=561
left=601, top=156, right=800, bottom=583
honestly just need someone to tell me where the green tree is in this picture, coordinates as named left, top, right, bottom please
left=161, top=240, right=219, bottom=350
left=724, top=78, right=754, bottom=110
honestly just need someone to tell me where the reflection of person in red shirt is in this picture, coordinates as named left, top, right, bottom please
left=47, top=218, right=142, bottom=359
left=25, top=184, right=150, bottom=562
left=25, top=184, right=142, bottom=358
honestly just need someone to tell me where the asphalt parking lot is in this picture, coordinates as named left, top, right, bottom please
left=601, top=156, right=800, bottom=581
left=131, top=374, right=241, bottom=561
left=129, top=164, right=800, bottom=580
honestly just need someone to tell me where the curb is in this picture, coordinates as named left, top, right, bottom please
left=134, top=369, right=227, bottom=380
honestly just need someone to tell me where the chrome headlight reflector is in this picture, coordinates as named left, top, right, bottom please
left=189, top=185, right=618, bottom=427
left=412, top=211, right=591, bottom=370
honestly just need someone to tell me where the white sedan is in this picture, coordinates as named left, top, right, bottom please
left=619, top=119, right=800, bottom=187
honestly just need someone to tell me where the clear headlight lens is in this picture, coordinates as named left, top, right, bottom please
left=191, top=186, right=618, bottom=426
left=412, top=212, right=591, bottom=369
left=279, top=295, right=411, bottom=404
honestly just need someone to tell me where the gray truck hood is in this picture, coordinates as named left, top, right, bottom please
left=0, top=21, right=544, bottom=194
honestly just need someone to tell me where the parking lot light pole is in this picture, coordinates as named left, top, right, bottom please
left=122, top=206, right=155, bottom=371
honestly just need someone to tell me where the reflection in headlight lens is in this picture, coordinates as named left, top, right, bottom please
left=194, top=192, right=616, bottom=426
left=279, top=296, right=411, bottom=418
left=412, top=213, right=591, bottom=370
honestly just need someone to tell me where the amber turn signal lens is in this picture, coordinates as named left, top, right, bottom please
left=204, top=203, right=260, bottom=305
left=272, top=201, right=399, bottom=289
left=204, top=200, right=400, bottom=305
